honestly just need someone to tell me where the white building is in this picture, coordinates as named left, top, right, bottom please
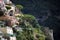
left=6, top=27, right=13, bottom=35
left=0, top=27, right=13, bottom=35
left=0, top=27, right=17, bottom=40
left=3, top=0, right=10, bottom=4
left=10, top=36, right=16, bottom=40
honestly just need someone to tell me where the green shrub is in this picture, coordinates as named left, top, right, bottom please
left=6, top=6, right=11, bottom=10
left=16, top=14, right=46, bottom=40
left=16, top=5, right=23, bottom=10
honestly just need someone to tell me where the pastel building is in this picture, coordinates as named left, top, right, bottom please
left=0, top=27, right=16, bottom=40
left=0, top=27, right=13, bottom=35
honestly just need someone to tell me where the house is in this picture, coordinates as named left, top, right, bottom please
left=0, top=27, right=17, bottom=40
left=3, top=0, right=10, bottom=4
left=6, top=27, right=13, bottom=35
left=10, top=36, right=16, bottom=40
left=0, top=27, right=13, bottom=35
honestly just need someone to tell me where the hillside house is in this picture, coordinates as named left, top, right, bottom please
left=10, top=36, right=16, bottom=40
left=3, top=0, right=10, bottom=4
left=0, top=27, right=17, bottom=40
left=0, top=27, right=13, bottom=35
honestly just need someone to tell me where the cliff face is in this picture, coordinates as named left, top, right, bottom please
left=10, top=0, right=60, bottom=40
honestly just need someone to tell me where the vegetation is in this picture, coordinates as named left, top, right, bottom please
left=6, top=6, right=11, bottom=10
left=0, top=0, right=55, bottom=40
left=16, top=14, right=46, bottom=40
left=0, top=2, right=46, bottom=40
left=16, top=5, right=23, bottom=10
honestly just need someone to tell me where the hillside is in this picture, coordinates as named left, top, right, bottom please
left=10, top=0, right=60, bottom=40
left=15, top=14, right=46, bottom=40
left=0, top=0, right=46, bottom=40
left=0, top=0, right=55, bottom=40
